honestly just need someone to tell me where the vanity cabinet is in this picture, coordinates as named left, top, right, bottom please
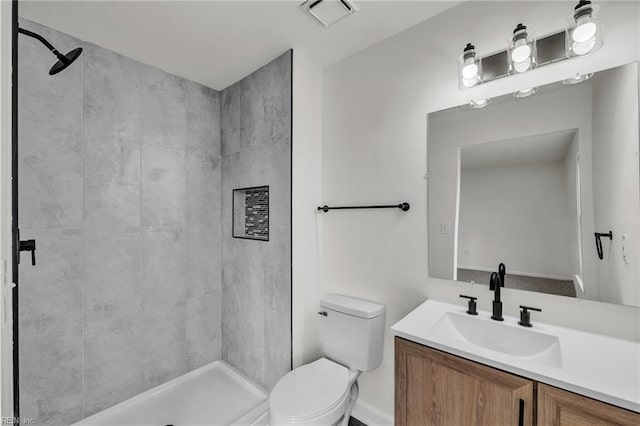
left=396, top=337, right=640, bottom=426
left=395, top=337, right=534, bottom=426
left=538, top=383, right=640, bottom=426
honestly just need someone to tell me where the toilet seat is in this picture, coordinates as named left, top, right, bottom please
left=269, top=358, right=353, bottom=422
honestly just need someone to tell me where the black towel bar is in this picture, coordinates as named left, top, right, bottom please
left=317, top=203, right=410, bottom=213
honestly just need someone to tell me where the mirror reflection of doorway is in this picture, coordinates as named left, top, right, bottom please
left=456, top=130, right=580, bottom=297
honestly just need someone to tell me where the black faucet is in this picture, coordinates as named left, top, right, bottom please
left=489, top=263, right=505, bottom=321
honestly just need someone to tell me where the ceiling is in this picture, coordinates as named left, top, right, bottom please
left=19, top=0, right=457, bottom=90
left=461, top=129, right=577, bottom=170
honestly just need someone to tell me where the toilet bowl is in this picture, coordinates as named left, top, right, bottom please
left=268, top=358, right=359, bottom=425
left=268, top=294, right=385, bottom=426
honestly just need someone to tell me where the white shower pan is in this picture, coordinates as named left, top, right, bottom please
left=74, top=360, right=268, bottom=426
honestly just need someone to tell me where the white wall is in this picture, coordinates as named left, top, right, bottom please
left=321, top=1, right=640, bottom=417
left=292, top=52, right=323, bottom=368
left=0, top=0, right=12, bottom=417
left=458, top=161, right=573, bottom=278
left=564, top=134, right=583, bottom=289
left=591, top=63, right=640, bottom=306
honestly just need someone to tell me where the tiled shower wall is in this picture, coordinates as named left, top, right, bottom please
left=221, top=51, right=292, bottom=390
left=18, top=19, right=221, bottom=425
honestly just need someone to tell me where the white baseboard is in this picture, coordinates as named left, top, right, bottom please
left=352, top=400, right=393, bottom=426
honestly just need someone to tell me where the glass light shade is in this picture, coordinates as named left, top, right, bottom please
left=470, top=98, right=490, bottom=109
left=508, top=24, right=537, bottom=75
left=566, top=1, right=603, bottom=57
left=458, top=43, right=482, bottom=90
left=562, top=72, right=593, bottom=85
left=513, top=87, right=538, bottom=98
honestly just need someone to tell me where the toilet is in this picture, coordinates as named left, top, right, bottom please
left=268, top=294, right=385, bottom=426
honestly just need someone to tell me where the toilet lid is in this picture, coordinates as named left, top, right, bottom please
left=270, top=358, right=350, bottom=420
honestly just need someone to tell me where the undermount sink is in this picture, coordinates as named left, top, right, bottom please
left=428, top=312, right=563, bottom=368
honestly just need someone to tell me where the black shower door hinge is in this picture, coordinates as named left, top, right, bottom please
left=16, top=229, right=36, bottom=266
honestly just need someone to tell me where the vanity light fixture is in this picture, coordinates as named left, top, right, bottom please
left=458, top=43, right=482, bottom=89
left=508, top=24, right=537, bottom=74
left=457, top=1, right=603, bottom=91
left=562, top=72, right=594, bottom=84
left=566, top=1, right=603, bottom=57
left=470, top=98, right=490, bottom=109
left=513, top=87, right=538, bottom=98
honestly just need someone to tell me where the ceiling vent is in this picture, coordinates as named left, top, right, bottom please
left=301, top=0, right=358, bottom=28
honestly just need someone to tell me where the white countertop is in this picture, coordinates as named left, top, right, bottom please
left=391, top=299, right=640, bottom=413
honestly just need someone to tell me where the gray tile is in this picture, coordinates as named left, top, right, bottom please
left=142, top=302, right=186, bottom=390
left=186, top=292, right=221, bottom=370
left=84, top=314, right=141, bottom=416
left=18, top=19, right=82, bottom=133
left=186, top=149, right=221, bottom=227
left=221, top=82, right=241, bottom=156
left=263, top=226, right=291, bottom=317
left=83, top=136, right=141, bottom=230
left=141, top=144, right=186, bottom=226
left=187, top=222, right=221, bottom=299
left=20, top=312, right=83, bottom=426
left=262, top=51, right=292, bottom=143
left=142, top=225, right=186, bottom=309
left=84, top=228, right=141, bottom=323
left=221, top=140, right=290, bottom=228
left=18, top=21, right=82, bottom=231
left=221, top=237, right=264, bottom=384
left=186, top=80, right=221, bottom=156
left=263, top=309, right=291, bottom=390
left=239, top=71, right=265, bottom=152
left=18, top=117, right=82, bottom=230
left=18, top=229, right=83, bottom=327
left=140, top=67, right=187, bottom=149
left=83, top=43, right=142, bottom=141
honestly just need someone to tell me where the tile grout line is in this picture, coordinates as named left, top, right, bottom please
left=183, top=81, right=189, bottom=372
left=80, top=39, right=86, bottom=420
left=139, top=76, right=144, bottom=393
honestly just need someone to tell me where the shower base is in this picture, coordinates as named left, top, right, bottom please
left=74, top=360, right=268, bottom=426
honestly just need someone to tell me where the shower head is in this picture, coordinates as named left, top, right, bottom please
left=18, top=26, right=82, bottom=75
left=49, top=47, right=83, bottom=75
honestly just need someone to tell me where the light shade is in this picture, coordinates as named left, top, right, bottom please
left=470, top=98, right=490, bottom=109
left=513, top=87, right=538, bottom=98
left=566, top=1, right=603, bottom=57
left=508, top=23, right=537, bottom=74
left=458, top=43, right=482, bottom=89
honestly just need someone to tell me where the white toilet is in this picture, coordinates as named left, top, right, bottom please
left=268, top=294, right=385, bottom=426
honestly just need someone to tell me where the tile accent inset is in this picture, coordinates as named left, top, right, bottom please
left=232, top=186, right=269, bottom=241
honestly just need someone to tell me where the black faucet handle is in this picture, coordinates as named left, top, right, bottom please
left=518, top=305, right=542, bottom=327
left=459, top=295, right=478, bottom=315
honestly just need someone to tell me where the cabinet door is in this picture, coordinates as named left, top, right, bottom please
left=395, top=337, right=534, bottom=426
left=538, top=383, right=640, bottom=426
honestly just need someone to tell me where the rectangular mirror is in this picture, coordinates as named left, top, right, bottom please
left=428, top=62, right=640, bottom=307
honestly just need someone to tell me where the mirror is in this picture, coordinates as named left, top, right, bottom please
left=428, top=62, right=640, bottom=307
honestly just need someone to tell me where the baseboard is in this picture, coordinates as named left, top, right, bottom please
left=351, top=400, right=393, bottom=426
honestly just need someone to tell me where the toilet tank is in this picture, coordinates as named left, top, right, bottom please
left=319, top=294, right=385, bottom=372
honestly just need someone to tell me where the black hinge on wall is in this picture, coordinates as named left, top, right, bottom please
left=17, top=231, right=36, bottom=266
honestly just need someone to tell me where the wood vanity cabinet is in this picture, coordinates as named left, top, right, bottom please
left=537, top=383, right=640, bottom=426
left=395, top=337, right=534, bottom=426
left=395, top=337, right=640, bottom=426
